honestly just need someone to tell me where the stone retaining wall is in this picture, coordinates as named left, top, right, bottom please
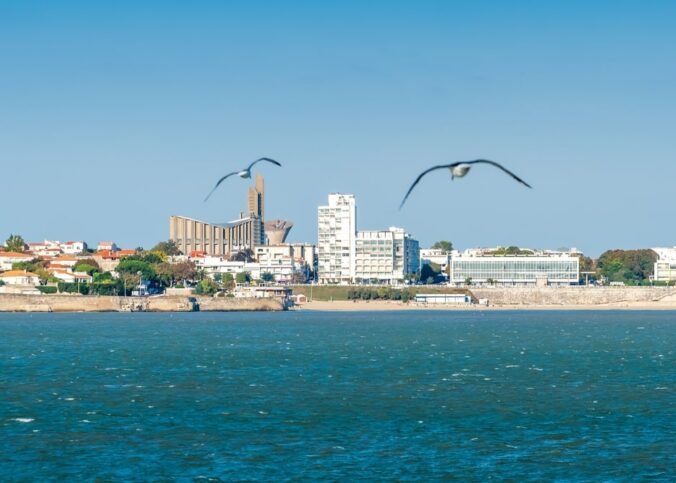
left=470, top=287, right=676, bottom=306
left=0, top=294, right=284, bottom=312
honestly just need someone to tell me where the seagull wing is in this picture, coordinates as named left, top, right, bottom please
left=204, top=172, right=238, bottom=202
left=247, top=157, right=282, bottom=170
left=399, top=163, right=461, bottom=210
left=466, top=159, right=532, bottom=188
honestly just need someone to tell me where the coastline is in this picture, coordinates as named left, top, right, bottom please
left=2, top=293, right=676, bottom=313
left=0, top=294, right=285, bottom=313
left=298, top=300, right=676, bottom=311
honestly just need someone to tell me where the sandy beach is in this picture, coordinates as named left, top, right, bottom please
left=298, top=300, right=676, bottom=311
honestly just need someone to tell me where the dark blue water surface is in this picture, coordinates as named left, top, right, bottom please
left=1, top=311, right=674, bottom=481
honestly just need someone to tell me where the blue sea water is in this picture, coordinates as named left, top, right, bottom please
left=0, top=311, right=674, bottom=481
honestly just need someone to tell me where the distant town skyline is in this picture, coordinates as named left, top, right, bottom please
left=2, top=2, right=675, bottom=257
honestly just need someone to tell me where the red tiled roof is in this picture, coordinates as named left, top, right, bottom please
left=0, top=251, right=32, bottom=258
left=0, top=270, right=40, bottom=278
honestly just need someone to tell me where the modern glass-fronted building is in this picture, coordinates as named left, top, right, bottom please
left=450, top=254, right=579, bottom=286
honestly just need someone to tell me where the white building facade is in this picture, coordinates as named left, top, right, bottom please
left=318, top=194, right=357, bottom=284
left=652, top=247, right=676, bottom=283
left=0, top=252, right=35, bottom=271
left=355, top=227, right=420, bottom=284
left=60, top=241, right=88, bottom=255
left=419, top=248, right=454, bottom=273
left=317, top=194, right=419, bottom=285
left=450, top=249, right=580, bottom=287
left=192, top=254, right=307, bottom=284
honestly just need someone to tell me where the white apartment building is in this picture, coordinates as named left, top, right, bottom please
left=652, top=247, right=676, bottom=282
left=317, top=194, right=419, bottom=285
left=450, top=248, right=580, bottom=287
left=318, top=194, right=357, bottom=284
left=355, top=227, right=420, bottom=284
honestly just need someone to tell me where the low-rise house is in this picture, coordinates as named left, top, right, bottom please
left=235, top=285, right=292, bottom=304
left=50, top=270, right=93, bottom=283
left=0, top=252, right=35, bottom=271
left=97, top=241, right=119, bottom=252
left=27, top=241, right=62, bottom=257
left=0, top=270, right=41, bottom=286
left=60, top=241, right=88, bottom=255
left=53, top=255, right=79, bottom=268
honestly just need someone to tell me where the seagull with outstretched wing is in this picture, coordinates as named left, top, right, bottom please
left=399, top=159, right=531, bottom=209
left=204, top=157, right=281, bottom=201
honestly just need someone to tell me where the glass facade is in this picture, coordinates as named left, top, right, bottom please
left=451, top=256, right=579, bottom=286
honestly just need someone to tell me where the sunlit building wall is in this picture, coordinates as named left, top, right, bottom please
left=450, top=254, right=579, bottom=286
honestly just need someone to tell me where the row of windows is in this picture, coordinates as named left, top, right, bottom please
left=451, top=260, right=579, bottom=281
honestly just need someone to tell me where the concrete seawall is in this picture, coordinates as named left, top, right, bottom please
left=470, top=287, right=676, bottom=306
left=0, top=294, right=285, bottom=312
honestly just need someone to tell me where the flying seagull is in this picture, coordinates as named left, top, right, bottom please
left=399, top=159, right=532, bottom=209
left=204, top=157, right=281, bottom=201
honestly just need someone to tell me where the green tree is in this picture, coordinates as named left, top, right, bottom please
left=73, top=259, right=101, bottom=275
left=487, top=246, right=534, bottom=256
left=260, top=272, right=274, bottom=282
left=597, top=249, right=656, bottom=285
left=195, top=279, right=219, bottom=295
left=235, top=272, right=251, bottom=284
left=420, top=264, right=439, bottom=282
left=222, top=273, right=235, bottom=290
left=151, top=240, right=181, bottom=256
left=5, top=234, right=26, bottom=252
left=576, top=255, right=596, bottom=284
left=94, top=272, right=115, bottom=283
left=431, top=240, right=453, bottom=252
left=229, top=249, right=255, bottom=263
left=116, top=258, right=157, bottom=282
left=464, top=277, right=473, bottom=286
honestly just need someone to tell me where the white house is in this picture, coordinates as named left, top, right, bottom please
left=97, top=241, right=119, bottom=252
left=50, top=270, right=93, bottom=283
left=60, top=241, right=88, bottom=255
left=52, top=255, right=79, bottom=268
left=0, top=270, right=41, bottom=286
left=0, top=252, right=35, bottom=271
left=27, top=240, right=62, bottom=257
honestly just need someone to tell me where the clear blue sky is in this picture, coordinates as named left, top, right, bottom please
left=2, top=1, right=675, bottom=256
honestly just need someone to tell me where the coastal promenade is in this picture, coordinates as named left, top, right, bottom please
left=0, top=294, right=284, bottom=312
left=2, top=287, right=675, bottom=312
left=298, top=286, right=676, bottom=311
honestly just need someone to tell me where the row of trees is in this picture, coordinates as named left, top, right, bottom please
left=347, top=287, right=414, bottom=302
